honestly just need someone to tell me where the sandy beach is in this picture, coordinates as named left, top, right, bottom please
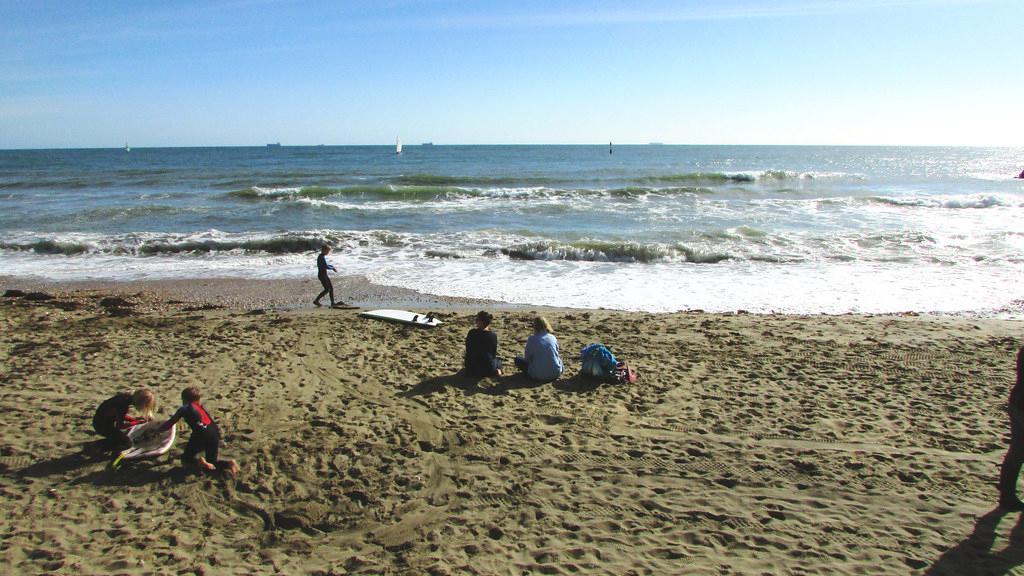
left=2, top=277, right=1024, bottom=575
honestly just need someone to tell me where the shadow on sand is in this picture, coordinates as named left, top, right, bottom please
left=400, top=371, right=609, bottom=398
left=924, top=507, right=1024, bottom=575
left=12, top=440, right=111, bottom=478
left=72, top=461, right=193, bottom=487
left=10, top=440, right=195, bottom=487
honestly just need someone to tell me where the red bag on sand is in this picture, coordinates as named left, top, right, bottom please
left=614, top=361, right=638, bottom=384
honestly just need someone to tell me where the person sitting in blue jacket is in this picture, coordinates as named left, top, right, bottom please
left=515, top=316, right=564, bottom=381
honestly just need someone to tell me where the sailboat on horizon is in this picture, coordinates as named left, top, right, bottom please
left=124, top=140, right=130, bottom=152
left=396, top=136, right=403, bottom=155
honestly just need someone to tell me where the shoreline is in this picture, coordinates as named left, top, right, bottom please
left=2, top=274, right=1020, bottom=322
left=0, top=274, right=511, bottom=313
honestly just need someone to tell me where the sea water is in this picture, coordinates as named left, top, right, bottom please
left=1, top=145, right=1022, bottom=315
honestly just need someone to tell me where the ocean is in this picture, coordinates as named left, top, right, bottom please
left=1, top=145, right=1022, bottom=315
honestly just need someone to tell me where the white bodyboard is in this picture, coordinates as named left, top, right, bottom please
left=359, top=309, right=442, bottom=327
left=118, top=420, right=176, bottom=461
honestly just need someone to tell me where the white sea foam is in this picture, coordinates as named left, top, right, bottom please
left=364, top=258, right=1023, bottom=315
left=2, top=228, right=1022, bottom=316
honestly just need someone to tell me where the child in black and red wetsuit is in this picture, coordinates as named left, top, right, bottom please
left=159, top=387, right=239, bottom=475
left=92, top=389, right=156, bottom=450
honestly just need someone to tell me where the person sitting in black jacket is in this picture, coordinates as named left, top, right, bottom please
left=464, top=311, right=502, bottom=377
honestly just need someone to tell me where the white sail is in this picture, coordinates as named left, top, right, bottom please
left=125, top=141, right=130, bottom=152
left=396, top=137, right=402, bottom=154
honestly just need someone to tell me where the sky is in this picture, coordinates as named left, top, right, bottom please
left=1, top=0, right=1022, bottom=148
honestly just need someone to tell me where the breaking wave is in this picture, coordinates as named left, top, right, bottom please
left=136, top=236, right=325, bottom=255
left=226, top=184, right=728, bottom=204
left=0, top=239, right=94, bottom=255
left=866, top=194, right=1014, bottom=209
left=640, top=172, right=756, bottom=185
left=0, top=233, right=335, bottom=256
left=500, top=241, right=731, bottom=264
left=227, top=185, right=475, bottom=201
left=1, top=226, right=1016, bottom=271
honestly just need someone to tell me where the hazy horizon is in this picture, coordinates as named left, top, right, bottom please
left=4, top=142, right=1024, bottom=152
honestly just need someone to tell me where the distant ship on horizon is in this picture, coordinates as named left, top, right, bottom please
left=266, top=142, right=281, bottom=148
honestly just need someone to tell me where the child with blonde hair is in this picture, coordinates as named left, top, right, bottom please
left=92, top=389, right=156, bottom=450
left=514, top=316, right=564, bottom=381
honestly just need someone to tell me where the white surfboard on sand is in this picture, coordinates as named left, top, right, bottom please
left=118, top=420, right=176, bottom=461
left=360, top=309, right=442, bottom=327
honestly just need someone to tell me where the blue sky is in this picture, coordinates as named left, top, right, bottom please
left=1, top=0, right=1021, bottom=148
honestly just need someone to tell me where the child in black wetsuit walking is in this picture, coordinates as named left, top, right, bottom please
left=314, top=244, right=338, bottom=307
left=159, top=386, right=239, bottom=475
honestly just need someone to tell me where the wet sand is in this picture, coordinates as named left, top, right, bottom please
left=2, top=277, right=1024, bottom=575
